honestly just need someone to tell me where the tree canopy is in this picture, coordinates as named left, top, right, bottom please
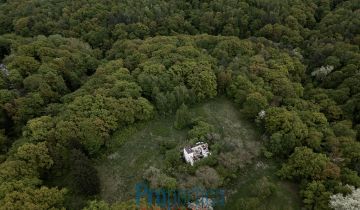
left=0, top=0, right=359, bottom=209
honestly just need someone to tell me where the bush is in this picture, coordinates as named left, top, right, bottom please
left=165, top=149, right=182, bottom=169
left=188, top=120, right=214, bottom=139
left=174, top=104, right=191, bottom=129
left=143, top=166, right=177, bottom=190
left=158, top=139, right=177, bottom=154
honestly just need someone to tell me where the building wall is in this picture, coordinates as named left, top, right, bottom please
left=183, top=149, right=194, bottom=166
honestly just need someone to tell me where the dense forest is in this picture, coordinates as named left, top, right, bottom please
left=0, top=0, right=359, bottom=209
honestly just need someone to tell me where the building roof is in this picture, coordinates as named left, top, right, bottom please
left=184, top=147, right=193, bottom=154
left=184, top=142, right=211, bottom=165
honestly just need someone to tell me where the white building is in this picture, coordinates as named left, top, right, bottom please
left=183, top=142, right=211, bottom=166
left=188, top=197, right=214, bottom=210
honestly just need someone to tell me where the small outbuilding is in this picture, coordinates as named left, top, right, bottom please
left=183, top=142, right=211, bottom=166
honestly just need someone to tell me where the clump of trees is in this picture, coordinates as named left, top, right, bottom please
left=0, top=35, right=99, bottom=137
left=23, top=60, right=154, bottom=155
left=0, top=142, right=67, bottom=209
left=278, top=147, right=340, bottom=181
left=108, top=37, right=218, bottom=115
left=330, top=186, right=360, bottom=210
left=0, top=0, right=359, bottom=208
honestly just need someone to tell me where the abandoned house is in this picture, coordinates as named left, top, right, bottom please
left=183, top=142, right=211, bottom=166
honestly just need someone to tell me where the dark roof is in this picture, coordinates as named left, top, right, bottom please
left=185, top=147, right=193, bottom=154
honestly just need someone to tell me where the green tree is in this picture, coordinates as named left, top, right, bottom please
left=301, top=181, right=331, bottom=210
left=83, top=200, right=111, bottom=210
left=69, top=150, right=100, bottom=196
left=174, top=104, right=191, bottom=129
left=24, top=116, right=55, bottom=142
left=188, top=120, right=214, bottom=140
left=7, top=55, right=40, bottom=77
left=279, top=147, right=340, bottom=181
left=0, top=186, right=67, bottom=210
left=188, top=70, right=217, bottom=101
left=242, top=92, right=268, bottom=119
left=217, top=70, right=232, bottom=93
left=227, top=75, right=255, bottom=105
left=265, top=107, right=308, bottom=139
left=15, top=142, right=53, bottom=170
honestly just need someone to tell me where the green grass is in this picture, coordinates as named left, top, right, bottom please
left=218, top=159, right=302, bottom=210
left=95, top=97, right=301, bottom=209
left=95, top=114, right=190, bottom=202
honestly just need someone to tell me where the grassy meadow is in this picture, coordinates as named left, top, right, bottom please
left=95, top=97, right=301, bottom=209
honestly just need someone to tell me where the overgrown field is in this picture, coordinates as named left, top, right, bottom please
left=219, top=159, right=301, bottom=210
left=96, top=97, right=300, bottom=209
